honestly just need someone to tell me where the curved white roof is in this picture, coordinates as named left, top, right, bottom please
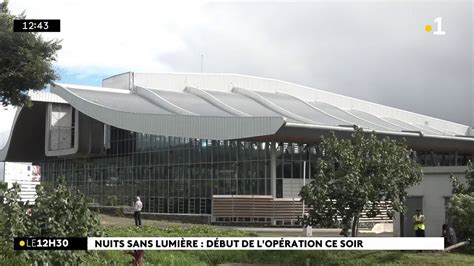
left=1, top=72, right=473, bottom=161
left=61, top=72, right=471, bottom=138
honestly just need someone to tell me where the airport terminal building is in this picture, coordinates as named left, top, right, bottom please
left=0, top=72, right=472, bottom=236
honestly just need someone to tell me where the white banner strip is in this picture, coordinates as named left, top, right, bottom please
left=87, top=237, right=444, bottom=250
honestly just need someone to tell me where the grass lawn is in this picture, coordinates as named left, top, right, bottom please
left=99, top=215, right=474, bottom=265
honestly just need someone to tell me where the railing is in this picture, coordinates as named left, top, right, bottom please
left=211, top=195, right=393, bottom=226
left=212, top=195, right=304, bottom=225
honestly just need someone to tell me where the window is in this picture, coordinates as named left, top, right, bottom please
left=48, top=103, right=76, bottom=151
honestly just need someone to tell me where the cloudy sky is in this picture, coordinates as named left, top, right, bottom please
left=7, top=0, right=473, bottom=126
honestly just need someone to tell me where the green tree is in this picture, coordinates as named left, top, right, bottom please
left=0, top=177, right=103, bottom=264
left=450, top=160, right=474, bottom=194
left=448, top=161, right=474, bottom=242
left=300, top=128, right=423, bottom=236
left=0, top=0, right=61, bottom=106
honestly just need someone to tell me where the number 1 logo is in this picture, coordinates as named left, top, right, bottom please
left=433, top=17, right=446, bottom=35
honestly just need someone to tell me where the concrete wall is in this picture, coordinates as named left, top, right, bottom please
left=282, top=166, right=467, bottom=237
left=393, top=166, right=467, bottom=237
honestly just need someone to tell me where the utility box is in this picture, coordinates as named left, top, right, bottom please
left=303, top=226, right=312, bottom=237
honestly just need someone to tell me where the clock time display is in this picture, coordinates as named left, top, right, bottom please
left=13, top=20, right=60, bottom=32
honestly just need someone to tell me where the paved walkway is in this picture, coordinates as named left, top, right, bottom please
left=100, top=214, right=393, bottom=237
left=221, top=226, right=392, bottom=237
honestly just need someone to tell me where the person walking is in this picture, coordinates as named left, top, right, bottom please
left=134, top=196, right=143, bottom=226
left=413, top=209, right=425, bottom=237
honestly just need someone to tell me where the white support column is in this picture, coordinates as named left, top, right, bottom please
left=302, top=160, right=306, bottom=216
left=271, top=142, right=277, bottom=226
left=271, top=142, right=277, bottom=198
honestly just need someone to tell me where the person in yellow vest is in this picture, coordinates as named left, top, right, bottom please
left=413, top=209, right=425, bottom=237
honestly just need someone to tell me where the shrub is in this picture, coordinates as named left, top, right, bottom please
left=0, top=177, right=103, bottom=264
left=448, top=193, right=474, bottom=241
left=449, top=161, right=474, bottom=245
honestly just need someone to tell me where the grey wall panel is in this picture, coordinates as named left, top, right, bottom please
left=0, top=108, right=22, bottom=161
left=102, top=72, right=132, bottom=90
left=0, top=103, right=47, bottom=162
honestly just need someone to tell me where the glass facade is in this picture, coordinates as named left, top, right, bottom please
left=40, top=126, right=474, bottom=215
left=275, top=142, right=317, bottom=198
left=415, top=151, right=472, bottom=167
left=41, top=127, right=277, bottom=214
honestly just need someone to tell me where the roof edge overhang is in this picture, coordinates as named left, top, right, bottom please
left=51, top=83, right=286, bottom=140
left=130, top=72, right=470, bottom=135
left=0, top=107, right=22, bottom=161
left=252, top=123, right=474, bottom=153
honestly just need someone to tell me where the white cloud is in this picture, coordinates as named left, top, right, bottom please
left=8, top=0, right=209, bottom=73
left=6, top=1, right=473, bottom=125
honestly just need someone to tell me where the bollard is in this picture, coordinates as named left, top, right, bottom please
left=303, top=225, right=312, bottom=237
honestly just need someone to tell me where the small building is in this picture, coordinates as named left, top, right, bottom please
left=0, top=161, right=41, bottom=203
left=0, top=72, right=472, bottom=235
